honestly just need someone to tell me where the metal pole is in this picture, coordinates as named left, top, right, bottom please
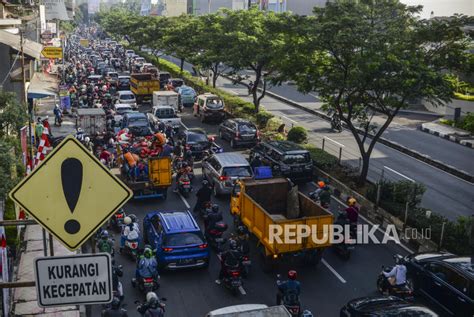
left=42, top=229, right=48, bottom=256
left=439, top=221, right=446, bottom=251
left=208, top=0, right=211, bottom=13
left=0, top=281, right=35, bottom=288
left=20, top=30, right=27, bottom=104
left=322, top=138, right=325, bottom=151
left=338, top=147, right=342, bottom=165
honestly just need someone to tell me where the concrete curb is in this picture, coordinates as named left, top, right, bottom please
left=419, top=124, right=474, bottom=149
left=222, top=74, right=473, bottom=183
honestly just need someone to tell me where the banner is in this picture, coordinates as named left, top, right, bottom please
left=20, top=126, right=28, bottom=166
left=59, top=84, right=71, bottom=111
left=88, top=0, right=100, bottom=15
left=43, top=0, right=70, bottom=20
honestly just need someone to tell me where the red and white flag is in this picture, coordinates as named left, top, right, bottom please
left=34, top=127, right=52, bottom=167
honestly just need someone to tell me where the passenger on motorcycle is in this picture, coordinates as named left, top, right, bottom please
left=97, top=230, right=114, bottom=255
left=277, top=270, right=301, bottom=306
left=136, top=247, right=158, bottom=280
left=193, top=180, right=212, bottom=214
left=120, top=216, right=139, bottom=251
left=318, top=185, right=331, bottom=208
left=234, top=225, right=250, bottom=255
left=215, top=239, right=242, bottom=285
left=382, top=256, right=407, bottom=292
left=345, top=197, right=359, bottom=224
left=101, top=297, right=128, bottom=317
left=205, top=204, right=223, bottom=231
left=173, top=161, right=192, bottom=192
left=137, top=292, right=165, bottom=316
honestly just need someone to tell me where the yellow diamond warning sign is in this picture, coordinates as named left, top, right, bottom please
left=9, top=136, right=133, bottom=251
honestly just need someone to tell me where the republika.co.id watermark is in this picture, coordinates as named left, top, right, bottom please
left=269, top=224, right=431, bottom=244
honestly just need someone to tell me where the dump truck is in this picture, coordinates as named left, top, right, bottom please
left=230, top=178, right=334, bottom=271
left=115, top=146, right=172, bottom=199
left=130, top=73, right=160, bottom=104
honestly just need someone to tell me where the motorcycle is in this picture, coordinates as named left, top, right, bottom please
left=177, top=174, right=192, bottom=198
left=122, top=233, right=140, bottom=261
left=132, top=274, right=160, bottom=294
left=203, top=210, right=228, bottom=252
left=276, top=274, right=302, bottom=317
left=219, top=259, right=243, bottom=296
left=330, top=111, right=342, bottom=132
left=198, top=201, right=212, bottom=219
left=135, top=297, right=167, bottom=317
left=376, top=255, right=414, bottom=300
left=109, top=209, right=126, bottom=233
left=112, top=264, right=124, bottom=302
left=332, top=212, right=354, bottom=261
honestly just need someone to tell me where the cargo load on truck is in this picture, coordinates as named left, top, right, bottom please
left=114, top=131, right=172, bottom=199
left=130, top=73, right=160, bottom=104
left=230, top=178, right=334, bottom=271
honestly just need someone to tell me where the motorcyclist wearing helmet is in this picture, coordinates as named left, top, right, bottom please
left=101, top=297, right=128, bottom=317
left=277, top=270, right=301, bottom=306
left=184, top=149, right=193, bottom=165
left=233, top=225, right=250, bottom=255
left=345, top=197, right=359, bottom=224
left=382, top=255, right=407, bottom=293
left=137, top=292, right=165, bottom=316
left=193, top=180, right=212, bottom=214
left=135, top=247, right=158, bottom=280
left=111, top=260, right=124, bottom=301
left=318, top=185, right=331, bottom=208
left=215, top=239, right=242, bottom=285
left=97, top=230, right=114, bottom=255
left=172, top=140, right=183, bottom=157
left=173, top=161, right=192, bottom=192
left=120, top=216, right=139, bottom=251
left=204, top=204, right=223, bottom=232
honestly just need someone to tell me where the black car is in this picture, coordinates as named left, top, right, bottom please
left=340, top=296, right=438, bottom=316
left=120, top=112, right=153, bottom=137
left=118, top=76, right=131, bottom=91
left=179, top=129, right=211, bottom=160
left=250, top=140, right=313, bottom=183
left=159, top=72, right=171, bottom=88
left=404, top=252, right=474, bottom=317
left=218, top=118, right=259, bottom=148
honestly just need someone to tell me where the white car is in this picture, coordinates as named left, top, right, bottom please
left=115, top=91, right=137, bottom=109
left=125, top=49, right=135, bottom=58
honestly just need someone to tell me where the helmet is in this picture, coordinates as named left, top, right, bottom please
left=143, top=247, right=153, bottom=259
left=211, top=204, right=219, bottom=213
left=176, top=141, right=181, bottom=147
left=202, top=180, right=209, bottom=187
left=186, top=150, right=192, bottom=157
left=229, top=239, right=238, bottom=250
left=100, top=230, right=109, bottom=239
left=348, top=198, right=357, bottom=206
left=124, top=216, right=132, bottom=225
left=288, top=270, right=297, bottom=280
left=318, top=181, right=325, bottom=188
left=110, top=297, right=121, bottom=309
left=237, top=225, right=247, bottom=235
left=129, top=214, right=138, bottom=223
left=146, top=291, right=158, bottom=303
left=84, top=136, right=90, bottom=143
left=181, top=162, right=188, bottom=168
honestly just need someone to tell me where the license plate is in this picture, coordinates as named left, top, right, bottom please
left=182, top=185, right=190, bottom=189
left=179, top=258, right=195, bottom=265
left=215, top=238, right=224, bottom=243
left=242, top=260, right=251, bottom=265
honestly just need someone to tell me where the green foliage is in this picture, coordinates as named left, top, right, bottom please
left=4, top=198, right=17, bottom=247
left=439, top=113, right=474, bottom=134
left=0, top=92, right=27, bottom=138
left=454, top=92, right=474, bottom=101
left=255, top=111, right=274, bottom=129
left=287, top=126, right=308, bottom=144
left=304, top=145, right=339, bottom=171
left=265, top=117, right=284, bottom=132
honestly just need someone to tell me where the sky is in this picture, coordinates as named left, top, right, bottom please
left=400, top=0, right=474, bottom=19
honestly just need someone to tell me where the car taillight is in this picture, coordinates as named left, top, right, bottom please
left=235, top=131, right=240, bottom=139
left=185, top=145, right=191, bottom=150
left=231, top=271, right=240, bottom=277
left=219, top=176, right=228, bottom=181
left=243, top=256, right=249, bottom=261
left=144, top=277, right=154, bottom=283
left=199, top=243, right=208, bottom=249
left=162, top=247, right=173, bottom=252
left=116, top=213, right=124, bottom=218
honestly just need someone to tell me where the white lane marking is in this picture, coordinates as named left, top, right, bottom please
left=281, top=115, right=297, bottom=124
left=383, top=166, right=415, bottom=183
left=181, top=121, right=189, bottom=130
left=178, top=193, right=191, bottom=209
left=322, top=259, right=346, bottom=284
left=239, top=286, right=247, bottom=295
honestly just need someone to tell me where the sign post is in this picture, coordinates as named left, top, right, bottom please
left=34, top=253, right=112, bottom=307
left=9, top=135, right=133, bottom=251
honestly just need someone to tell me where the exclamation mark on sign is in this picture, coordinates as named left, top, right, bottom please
left=62, top=158, right=82, bottom=234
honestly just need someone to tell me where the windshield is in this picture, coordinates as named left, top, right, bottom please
left=128, top=117, right=148, bottom=127
left=155, top=109, right=176, bottom=119
left=283, top=153, right=311, bottom=164
left=181, top=88, right=195, bottom=95
left=239, top=123, right=256, bottom=133
left=116, top=107, right=132, bottom=114
left=188, top=133, right=208, bottom=143
left=120, top=94, right=135, bottom=100
left=223, top=166, right=253, bottom=177
left=164, top=232, right=203, bottom=247
left=206, top=98, right=223, bottom=110
left=109, top=73, right=118, bottom=78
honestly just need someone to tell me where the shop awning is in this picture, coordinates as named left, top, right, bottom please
left=27, top=73, right=58, bottom=99
left=0, top=29, right=43, bottom=60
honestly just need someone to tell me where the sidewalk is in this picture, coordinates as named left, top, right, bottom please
left=11, top=98, right=80, bottom=316
left=421, top=121, right=474, bottom=149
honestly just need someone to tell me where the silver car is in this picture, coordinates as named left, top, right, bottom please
left=201, top=153, right=254, bottom=196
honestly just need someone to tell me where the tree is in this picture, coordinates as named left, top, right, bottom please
left=0, top=92, right=27, bottom=138
left=219, top=9, right=287, bottom=111
left=191, top=14, right=228, bottom=88
left=276, top=0, right=471, bottom=184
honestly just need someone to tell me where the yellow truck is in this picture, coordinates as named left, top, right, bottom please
left=130, top=73, right=160, bottom=104
left=231, top=178, right=334, bottom=271
left=115, top=147, right=172, bottom=200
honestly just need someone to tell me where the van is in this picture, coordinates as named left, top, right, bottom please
left=201, top=152, right=254, bottom=196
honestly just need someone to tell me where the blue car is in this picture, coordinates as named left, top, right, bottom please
left=176, top=85, right=197, bottom=108
left=143, top=211, right=210, bottom=270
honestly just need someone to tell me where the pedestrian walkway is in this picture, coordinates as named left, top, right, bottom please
left=421, top=121, right=474, bottom=149
left=10, top=97, right=80, bottom=316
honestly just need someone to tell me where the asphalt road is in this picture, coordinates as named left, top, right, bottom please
left=91, top=108, right=419, bottom=317
left=161, top=55, right=474, bottom=220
